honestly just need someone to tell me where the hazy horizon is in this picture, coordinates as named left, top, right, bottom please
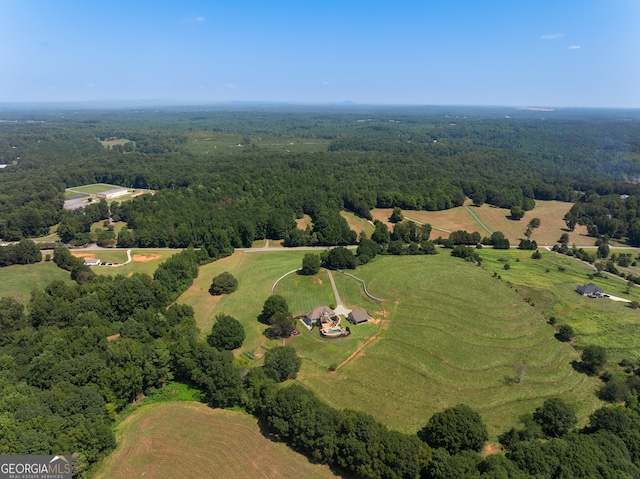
left=2, top=1, right=639, bottom=108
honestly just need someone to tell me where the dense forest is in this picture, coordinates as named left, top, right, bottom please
left=3, top=105, right=640, bottom=477
left=1, top=106, right=640, bottom=248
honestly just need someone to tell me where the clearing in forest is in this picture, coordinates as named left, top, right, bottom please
left=93, top=402, right=337, bottom=479
left=470, top=200, right=590, bottom=246
left=371, top=200, right=591, bottom=246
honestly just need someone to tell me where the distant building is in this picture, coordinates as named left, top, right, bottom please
left=0, top=164, right=7, bottom=169
left=63, top=193, right=90, bottom=210
left=577, top=283, right=605, bottom=298
left=84, top=258, right=101, bottom=266
left=347, top=309, right=372, bottom=325
left=96, top=188, right=128, bottom=200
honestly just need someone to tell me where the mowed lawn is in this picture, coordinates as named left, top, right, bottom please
left=177, top=251, right=386, bottom=367
left=66, top=183, right=125, bottom=195
left=177, top=251, right=308, bottom=351
left=274, top=268, right=335, bottom=315
left=93, top=402, right=337, bottom=479
left=0, top=261, right=72, bottom=302
left=294, top=254, right=603, bottom=438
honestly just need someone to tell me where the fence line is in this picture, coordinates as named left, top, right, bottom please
left=271, top=269, right=301, bottom=295
left=271, top=267, right=383, bottom=303
left=335, top=269, right=383, bottom=303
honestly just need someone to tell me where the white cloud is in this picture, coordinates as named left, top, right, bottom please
left=227, top=83, right=237, bottom=89
left=568, top=45, right=581, bottom=49
left=86, top=84, right=95, bottom=87
left=540, top=33, right=564, bottom=40
left=195, top=16, right=205, bottom=22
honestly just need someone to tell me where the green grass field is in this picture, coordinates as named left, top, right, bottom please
left=294, top=254, right=603, bottom=437
left=176, top=248, right=612, bottom=438
left=481, top=248, right=640, bottom=362
left=177, top=251, right=308, bottom=351
left=66, top=183, right=126, bottom=195
left=273, top=269, right=335, bottom=315
left=0, top=260, right=73, bottom=302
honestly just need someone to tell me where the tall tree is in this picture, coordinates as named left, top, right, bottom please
left=208, top=314, right=245, bottom=350
left=418, top=404, right=488, bottom=454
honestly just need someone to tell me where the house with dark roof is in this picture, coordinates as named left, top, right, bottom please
left=577, top=283, right=605, bottom=298
left=347, top=309, right=371, bottom=325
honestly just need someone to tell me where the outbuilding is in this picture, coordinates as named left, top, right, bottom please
left=347, top=309, right=371, bottom=325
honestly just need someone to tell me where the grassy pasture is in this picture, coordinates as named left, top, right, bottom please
left=32, top=224, right=62, bottom=243
left=0, top=261, right=72, bottom=302
left=331, top=271, right=382, bottom=311
left=372, top=200, right=592, bottom=246
left=178, top=251, right=308, bottom=350
left=90, top=220, right=127, bottom=238
left=481, top=248, right=640, bottom=362
left=471, top=200, right=590, bottom=246
left=92, top=402, right=337, bottom=479
left=295, top=214, right=313, bottom=230
left=371, top=207, right=481, bottom=238
left=288, top=319, right=381, bottom=369
left=340, top=211, right=375, bottom=237
left=294, top=254, right=603, bottom=437
left=178, top=248, right=605, bottom=437
left=99, top=138, right=132, bottom=148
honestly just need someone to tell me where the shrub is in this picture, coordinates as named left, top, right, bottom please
left=209, top=271, right=238, bottom=295
left=557, top=324, right=575, bottom=342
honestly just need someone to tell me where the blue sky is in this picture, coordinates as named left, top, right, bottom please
left=1, top=0, right=639, bottom=107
